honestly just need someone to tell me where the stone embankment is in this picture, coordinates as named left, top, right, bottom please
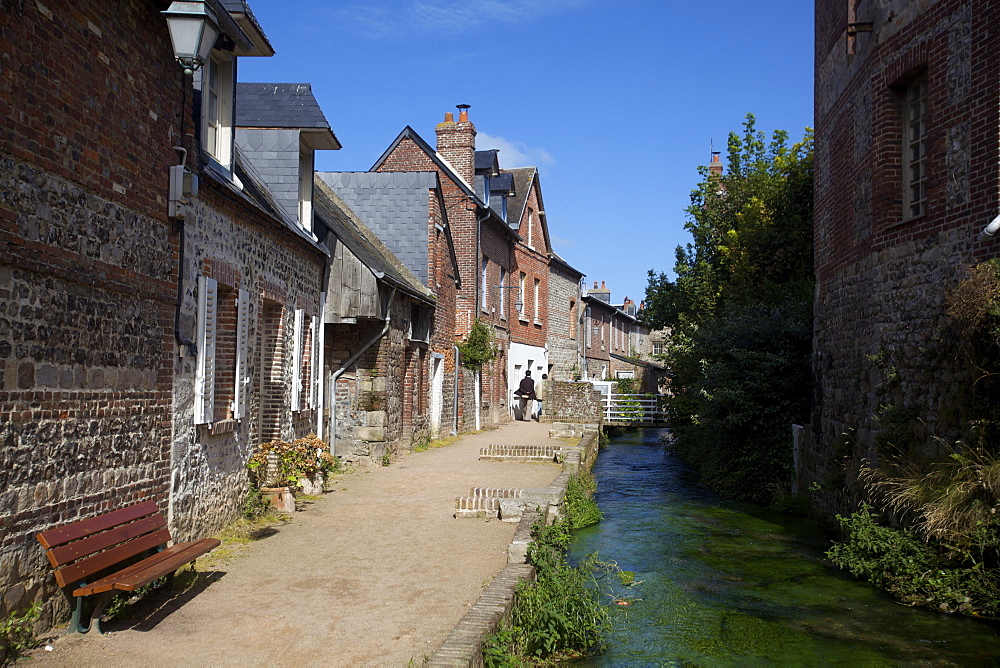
left=429, top=428, right=599, bottom=667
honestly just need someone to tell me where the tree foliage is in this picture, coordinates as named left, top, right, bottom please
left=644, top=114, right=814, bottom=503
left=457, top=318, right=499, bottom=371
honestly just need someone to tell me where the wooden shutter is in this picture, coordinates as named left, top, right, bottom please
left=308, top=315, right=319, bottom=409
left=233, top=288, right=251, bottom=419
left=291, top=308, right=304, bottom=411
left=194, top=276, right=218, bottom=424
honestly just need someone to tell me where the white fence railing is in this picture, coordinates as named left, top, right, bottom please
left=602, top=393, right=668, bottom=424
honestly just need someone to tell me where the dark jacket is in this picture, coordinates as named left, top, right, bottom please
left=516, top=376, right=536, bottom=400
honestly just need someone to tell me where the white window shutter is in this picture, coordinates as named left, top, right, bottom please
left=194, top=276, right=218, bottom=424
left=308, top=316, right=318, bottom=409
left=233, top=288, right=251, bottom=419
left=291, top=308, right=304, bottom=411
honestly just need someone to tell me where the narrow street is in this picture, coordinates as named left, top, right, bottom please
left=31, top=421, right=562, bottom=667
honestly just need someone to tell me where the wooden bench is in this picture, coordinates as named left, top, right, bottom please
left=36, top=500, right=220, bottom=635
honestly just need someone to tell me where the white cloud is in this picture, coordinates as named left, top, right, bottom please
left=477, top=132, right=556, bottom=169
left=334, top=0, right=592, bottom=38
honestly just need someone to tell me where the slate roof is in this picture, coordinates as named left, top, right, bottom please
left=219, top=0, right=273, bottom=56
left=317, top=171, right=439, bottom=287
left=312, top=178, right=432, bottom=304
left=370, top=126, right=518, bottom=240
left=199, top=144, right=328, bottom=255
left=475, top=149, right=499, bottom=172
left=505, top=167, right=536, bottom=232
left=235, top=83, right=332, bottom=129
left=549, top=251, right=584, bottom=278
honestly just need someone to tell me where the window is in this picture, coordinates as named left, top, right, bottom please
left=653, top=341, right=664, bottom=356
left=291, top=308, right=319, bottom=412
left=526, top=209, right=534, bottom=248
left=498, top=267, right=506, bottom=318
left=518, top=272, right=527, bottom=318
left=194, top=276, right=250, bottom=425
left=298, top=149, right=314, bottom=232
left=569, top=300, right=577, bottom=339
left=533, top=278, right=540, bottom=322
left=903, top=75, right=928, bottom=219
left=409, top=303, right=431, bottom=343
left=585, top=307, right=593, bottom=347
left=201, top=54, right=234, bottom=169
left=481, top=258, right=489, bottom=311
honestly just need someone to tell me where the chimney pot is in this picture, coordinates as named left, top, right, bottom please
left=593, top=281, right=598, bottom=289
left=457, top=103, right=470, bottom=123
left=601, top=281, right=606, bottom=289
left=443, top=112, right=454, bottom=123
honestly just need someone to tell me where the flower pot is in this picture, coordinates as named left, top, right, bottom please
left=260, top=486, right=295, bottom=513
left=297, top=471, right=324, bottom=496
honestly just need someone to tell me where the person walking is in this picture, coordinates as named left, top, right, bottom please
left=514, top=370, right=536, bottom=421
left=534, top=373, right=549, bottom=421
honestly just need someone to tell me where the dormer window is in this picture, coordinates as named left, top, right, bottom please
left=201, top=53, right=234, bottom=170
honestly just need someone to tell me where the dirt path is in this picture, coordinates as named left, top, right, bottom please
left=31, top=420, right=563, bottom=667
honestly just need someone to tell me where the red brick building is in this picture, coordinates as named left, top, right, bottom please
left=807, top=0, right=1000, bottom=512
left=372, top=108, right=518, bottom=429
left=504, top=167, right=552, bottom=415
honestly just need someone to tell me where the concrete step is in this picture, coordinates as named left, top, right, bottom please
left=479, top=444, right=560, bottom=462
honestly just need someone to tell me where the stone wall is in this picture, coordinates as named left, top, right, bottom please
left=169, top=177, right=326, bottom=541
left=542, top=380, right=603, bottom=425
left=547, top=261, right=582, bottom=381
left=809, top=0, right=1000, bottom=517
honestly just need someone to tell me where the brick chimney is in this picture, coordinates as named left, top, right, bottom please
left=436, top=104, right=476, bottom=186
left=709, top=150, right=723, bottom=177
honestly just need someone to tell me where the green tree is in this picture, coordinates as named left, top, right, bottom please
left=644, top=114, right=814, bottom=503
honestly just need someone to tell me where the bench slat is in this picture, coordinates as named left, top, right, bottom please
left=53, top=528, right=172, bottom=589
left=45, top=514, right=167, bottom=569
left=36, top=501, right=161, bottom=549
left=74, top=539, right=222, bottom=596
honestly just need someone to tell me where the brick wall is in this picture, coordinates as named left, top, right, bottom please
left=809, top=0, right=1000, bottom=516
left=0, top=0, right=181, bottom=625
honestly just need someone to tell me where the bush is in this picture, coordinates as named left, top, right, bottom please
left=565, top=471, right=602, bottom=530
left=666, top=299, right=812, bottom=503
left=827, top=505, right=1000, bottom=616
left=486, top=519, right=613, bottom=664
left=1, top=603, right=41, bottom=664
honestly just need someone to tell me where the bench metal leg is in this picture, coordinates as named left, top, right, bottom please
left=69, top=591, right=115, bottom=635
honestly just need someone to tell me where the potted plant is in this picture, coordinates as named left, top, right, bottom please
left=248, top=435, right=339, bottom=511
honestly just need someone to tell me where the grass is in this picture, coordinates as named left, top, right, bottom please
left=412, top=432, right=483, bottom=452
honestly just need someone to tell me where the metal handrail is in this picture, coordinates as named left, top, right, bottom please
left=602, top=393, right=668, bottom=423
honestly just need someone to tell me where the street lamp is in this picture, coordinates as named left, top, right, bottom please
left=162, top=1, right=221, bottom=75
left=494, top=285, right=523, bottom=316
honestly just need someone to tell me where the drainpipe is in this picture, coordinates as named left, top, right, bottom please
left=315, top=247, right=333, bottom=439
left=979, top=213, right=1000, bottom=240
left=452, top=344, right=460, bottom=435
left=328, top=287, right=396, bottom=456
left=172, top=146, right=197, bottom=359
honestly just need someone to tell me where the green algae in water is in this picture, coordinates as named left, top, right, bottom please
left=570, top=429, right=1000, bottom=666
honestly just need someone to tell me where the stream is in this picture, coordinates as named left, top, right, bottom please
left=569, top=428, right=1000, bottom=666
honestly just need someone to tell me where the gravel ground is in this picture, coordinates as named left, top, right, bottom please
left=29, top=420, right=563, bottom=667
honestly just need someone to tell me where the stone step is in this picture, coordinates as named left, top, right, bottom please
left=479, top=444, right=560, bottom=462
left=453, top=496, right=501, bottom=518
left=470, top=486, right=523, bottom=498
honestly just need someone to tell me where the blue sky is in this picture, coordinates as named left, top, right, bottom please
left=238, top=0, right=814, bottom=306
